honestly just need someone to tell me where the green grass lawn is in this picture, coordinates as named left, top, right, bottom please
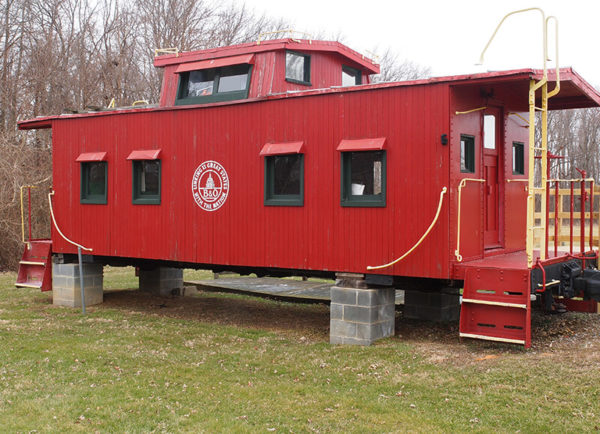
left=1, top=268, right=600, bottom=432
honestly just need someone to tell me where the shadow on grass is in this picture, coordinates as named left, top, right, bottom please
left=100, top=288, right=331, bottom=341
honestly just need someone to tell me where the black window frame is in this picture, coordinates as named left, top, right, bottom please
left=460, top=134, right=476, bottom=173
left=342, top=65, right=362, bottom=86
left=175, top=63, right=253, bottom=106
left=285, top=50, right=311, bottom=86
left=80, top=161, right=108, bottom=205
left=132, top=160, right=161, bottom=205
left=264, top=153, right=304, bottom=207
left=340, top=150, right=386, bottom=208
left=512, top=141, right=525, bottom=175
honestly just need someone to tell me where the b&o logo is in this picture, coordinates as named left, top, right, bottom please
left=191, top=160, right=229, bottom=211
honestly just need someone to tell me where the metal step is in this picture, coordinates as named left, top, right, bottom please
left=19, top=260, right=45, bottom=266
left=15, top=282, right=42, bottom=289
left=459, top=267, right=531, bottom=347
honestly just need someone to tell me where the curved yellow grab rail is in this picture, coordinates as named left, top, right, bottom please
left=479, top=7, right=547, bottom=74
left=48, top=191, right=92, bottom=252
left=454, top=178, right=486, bottom=262
left=367, top=187, right=447, bottom=271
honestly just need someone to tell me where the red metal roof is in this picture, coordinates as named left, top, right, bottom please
left=17, top=68, right=600, bottom=131
left=337, top=137, right=386, bottom=152
left=259, top=141, right=304, bottom=156
left=126, top=149, right=162, bottom=160
left=75, top=152, right=107, bottom=162
left=175, top=54, right=255, bottom=73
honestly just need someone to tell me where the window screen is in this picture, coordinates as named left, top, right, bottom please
left=177, top=64, right=251, bottom=105
left=461, top=135, right=475, bottom=173
left=285, top=51, right=311, bottom=84
left=81, top=162, right=107, bottom=204
left=133, top=160, right=161, bottom=204
left=341, top=150, right=386, bottom=207
left=513, top=142, right=524, bottom=175
left=342, top=66, right=362, bottom=86
left=265, top=154, right=304, bottom=206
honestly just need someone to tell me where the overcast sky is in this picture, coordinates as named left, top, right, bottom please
left=242, top=0, right=600, bottom=88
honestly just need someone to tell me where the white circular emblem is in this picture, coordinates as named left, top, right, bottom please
left=191, top=160, right=230, bottom=211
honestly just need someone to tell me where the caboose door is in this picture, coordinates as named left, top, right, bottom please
left=483, top=107, right=503, bottom=249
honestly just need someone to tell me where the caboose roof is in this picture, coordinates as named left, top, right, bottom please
left=18, top=67, right=600, bottom=130
left=152, top=38, right=380, bottom=74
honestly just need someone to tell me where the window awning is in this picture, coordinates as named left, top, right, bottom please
left=336, top=137, right=386, bottom=151
left=126, top=149, right=162, bottom=160
left=175, top=54, right=255, bottom=74
left=259, top=141, right=304, bottom=156
left=76, top=152, right=107, bottom=162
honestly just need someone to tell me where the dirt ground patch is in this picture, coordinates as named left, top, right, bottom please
left=95, top=288, right=600, bottom=368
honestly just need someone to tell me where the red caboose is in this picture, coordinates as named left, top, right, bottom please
left=17, top=37, right=600, bottom=346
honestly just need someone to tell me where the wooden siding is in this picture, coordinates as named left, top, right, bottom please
left=51, top=83, right=452, bottom=279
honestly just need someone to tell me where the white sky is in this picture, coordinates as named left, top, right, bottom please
left=242, top=0, right=600, bottom=88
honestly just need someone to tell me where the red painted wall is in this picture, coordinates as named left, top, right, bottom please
left=51, top=83, right=452, bottom=279
left=159, top=49, right=372, bottom=106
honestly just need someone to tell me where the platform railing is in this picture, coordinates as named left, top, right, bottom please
left=533, top=176, right=599, bottom=257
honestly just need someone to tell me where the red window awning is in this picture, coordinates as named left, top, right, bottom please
left=126, top=149, right=162, bottom=160
left=336, top=137, right=386, bottom=151
left=259, top=141, right=304, bottom=156
left=175, top=54, right=255, bottom=74
left=76, top=152, right=107, bottom=162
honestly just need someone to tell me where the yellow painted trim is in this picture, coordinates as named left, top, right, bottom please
left=454, top=178, right=485, bottom=262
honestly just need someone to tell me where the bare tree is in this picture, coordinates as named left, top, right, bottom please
left=0, top=0, right=439, bottom=270
left=370, top=48, right=431, bottom=82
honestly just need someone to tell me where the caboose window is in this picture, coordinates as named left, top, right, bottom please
left=341, top=151, right=386, bottom=207
left=513, top=141, right=525, bottom=175
left=285, top=51, right=311, bottom=85
left=460, top=135, right=475, bottom=173
left=264, top=154, right=304, bottom=206
left=80, top=162, right=108, bottom=204
left=176, top=64, right=252, bottom=105
left=132, top=160, right=161, bottom=205
left=342, top=66, right=362, bottom=86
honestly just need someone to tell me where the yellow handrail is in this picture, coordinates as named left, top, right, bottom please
left=20, top=185, right=36, bottom=250
left=478, top=7, right=547, bottom=75
left=48, top=191, right=92, bottom=252
left=455, top=106, right=487, bottom=115
left=546, top=16, right=560, bottom=98
left=479, top=8, right=562, bottom=268
left=367, top=187, right=447, bottom=270
left=454, top=179, right=485, bottom=262
left=132, top=100, right=149, bottom=107
left=508, top=112, right=530, bottom=125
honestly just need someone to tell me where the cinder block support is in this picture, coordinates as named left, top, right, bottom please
left=330, top=273, right=395, bottom=346
left=52, top=262, right=104, bottom=307
left=139, top=267, right=183, bottom=296
left=403, top=290, right=460, bottom=322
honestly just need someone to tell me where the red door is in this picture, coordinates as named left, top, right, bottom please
left=483, top=108, right=502, bottom=249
